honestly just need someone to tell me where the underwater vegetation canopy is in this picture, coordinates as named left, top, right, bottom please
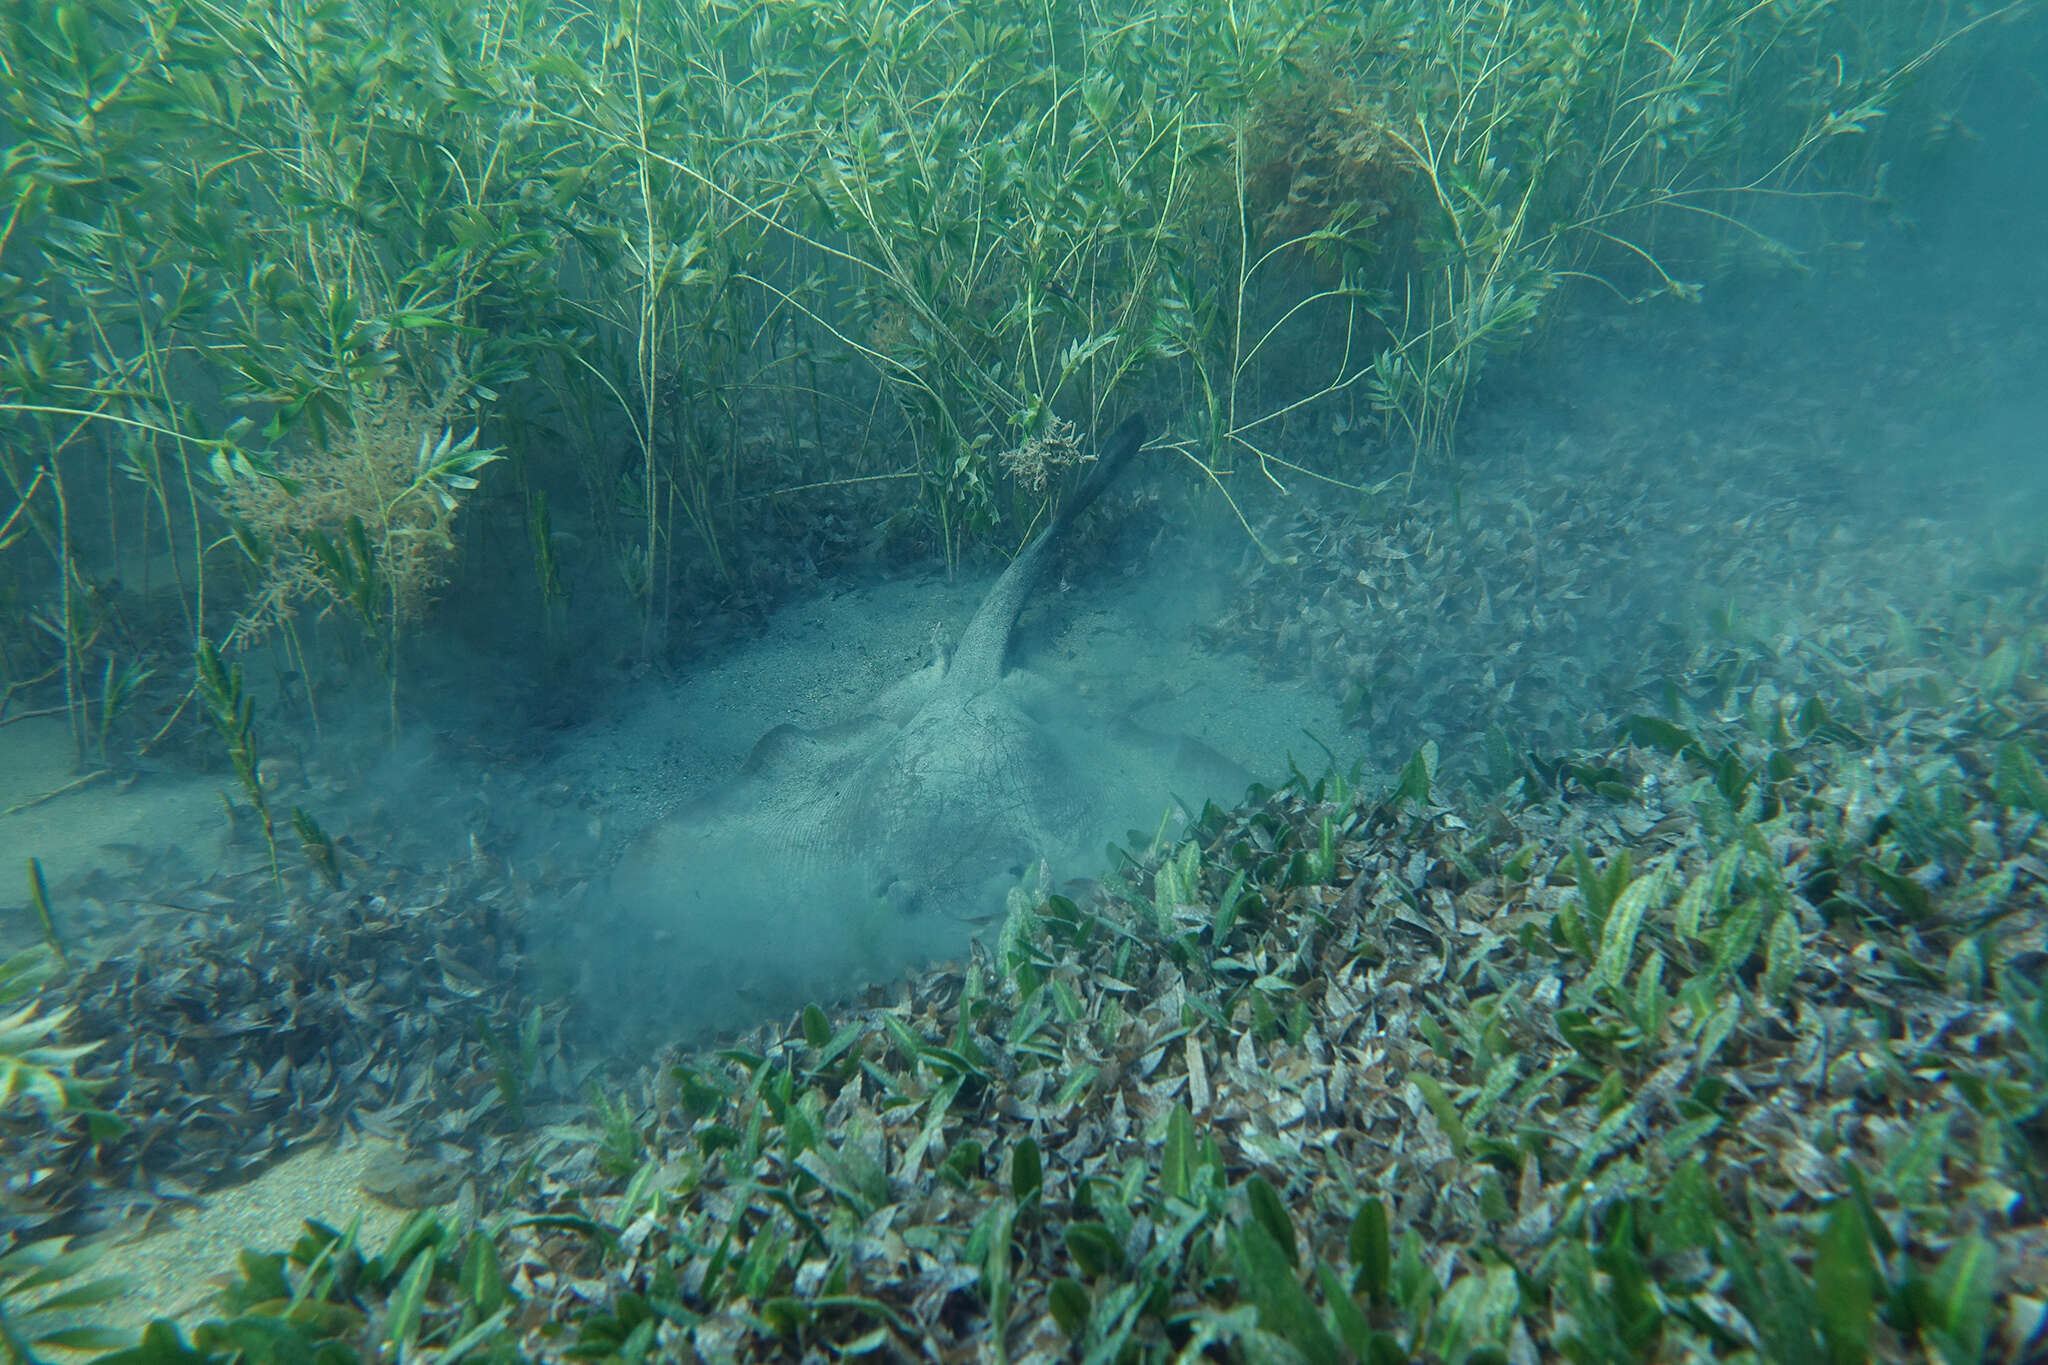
left=0, top=0, right=2010, bottom=734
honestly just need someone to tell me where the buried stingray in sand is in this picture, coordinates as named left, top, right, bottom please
left=608, top=412, right=1252, bottom=1015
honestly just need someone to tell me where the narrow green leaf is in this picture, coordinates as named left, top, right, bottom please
left=1053, top=1064, right=1099, bottom=1110
left=1214, top=867, right=1247, bottom=940
left=26, top=1324, right=138, bottom=1351
left=1595, top=867, right=1664, bottom=990
left=1862, top=859, right=1933, bottom=921
left=1815, top=1198, right=1877, bottom=1365
left=459, top=1231, right=507, bottom=1317
left=1840, top=1162, right=1898, bottom=1258
left=1410, top=1075, right=1467, bottom=1157
left=384, top=1245, right=434, bottom=1348
left=1349, top=1197, right=1391, bottom=1301
left=1762, top=908, right=1803, bottom=1004
left=881, top=1011, right=927, bottom=1062
left=1926, top=1235, right=1994, bottom=1364
left=1676, top=845, right=1742, bottom=941
left=980, top=1201, right=1015, bottom=1333
left=941, top=1138, right=984, bottom=1187
left=1387, top=741, right=1437, bottom=810
left=1695, top=996, right=1741, bottom=1067
left=1317, top=1261, right=1372, bottom=1359
left=1162, top=1103, right=1194, bottom=1202
left=1994, top=739, right=2048, bottom=815
left=17, top=1274, right=138, bottom=1314
left=1627, top=714, right=1702, bottom=757
left=1710, top=894, right=1767, bottom=976
left=801, top=1003, right=831, bottom=1049
left=1652, top=1159, right=1720, bottom=1255
left=1657, top=1114, right=1721, bottom=1163
left=1010, top=1137, right=1042, bottom=1205
left=1063, top=1221, right=1124, bottom=1276
left=1245, top=1177, right=1297, bottom=1268
left=816, top=1019, right=864, bottom=1068
left=25, top=857, right=63, bottom=960
left=1234, top=1220, right=1339, bottom=1365
left=439, top=1305, right=513, bottom=1363
left=1047, top=1277, right=1091, bottom=1338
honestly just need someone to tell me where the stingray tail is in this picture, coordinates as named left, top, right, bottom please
left=1050, top=412, right=1148, bottom=537
left=943, top=411, right=1150, bottom=693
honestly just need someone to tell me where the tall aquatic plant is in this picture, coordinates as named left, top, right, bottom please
left=218, top=395, right=501, bottom=735
left=529, top=0, right=805, bottom=644
left=0, top=1, right=223, bottom=767
left=781, top=0, right=1189, bottom=561
left=1356, top=0, right=2032, bottom=471
left=0, top=0, right=2022, bottom=757
left=3, top=0, right=560, bottom=741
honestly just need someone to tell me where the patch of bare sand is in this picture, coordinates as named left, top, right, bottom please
left=48, top=1140, right=424, bottom=1346
left=0, top=718, right=229, bottom=900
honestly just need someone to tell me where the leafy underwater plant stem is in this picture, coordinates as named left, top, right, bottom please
left=526, top=489, right=567, bottom=657
left=23, top=859, right=62, bottom=963
left=194, top=637, right=280, bottom=896
left=291, top=807, right=343, bottom=891
left=627, top=0, right=668, bottom=659
left=481, top=1005, right=544, bottom=1128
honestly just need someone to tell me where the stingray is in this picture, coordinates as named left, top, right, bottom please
left=608, top=413, right=1246, bottom=1003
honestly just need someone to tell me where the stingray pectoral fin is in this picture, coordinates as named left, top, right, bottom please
left=1174, top=734, right=1258, bottom=799
left=741, top=723, right=806, bottom=775
left=1109, top=710, right=1255, bottom=792
left=611, top=814, right=703, bottom=906
left=740, top=713, right=886, bottom=775
left=875, top=661, right=946, bottom=721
